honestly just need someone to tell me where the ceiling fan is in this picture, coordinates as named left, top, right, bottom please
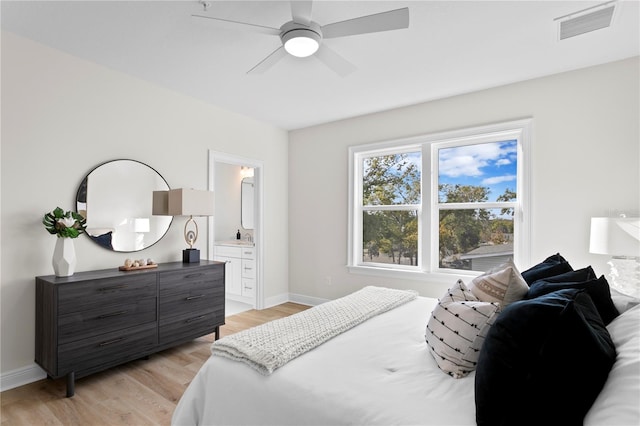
left=192, top=1, right=409, bottom=76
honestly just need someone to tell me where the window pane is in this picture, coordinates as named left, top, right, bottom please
left=362, top=210, right=418, bottom=266
left=438, top=140, right=517, bottom=203
left=439, top=208, right=514, bottom=272
left=363, top=152, right=421, bottom=206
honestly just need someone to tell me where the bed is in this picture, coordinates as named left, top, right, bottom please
left=172, top=255, right=640, bottom=426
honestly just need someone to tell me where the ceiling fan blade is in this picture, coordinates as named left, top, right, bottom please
left=192, top=14, right=281, bottom=36
left=321, top=7, right=409, bottom=39
left=247, top=46, right=288, bottom=74
left=314, top=45, right=357, bottom=77
left=291, top=0, right=313, bottom=25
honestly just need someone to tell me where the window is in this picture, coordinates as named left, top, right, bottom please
left=348, top=119, right=531, bottom=278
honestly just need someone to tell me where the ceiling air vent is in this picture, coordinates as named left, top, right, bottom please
left=556, top=1, right=616, bottom=40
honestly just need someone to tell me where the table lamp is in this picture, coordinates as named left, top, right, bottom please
left=153, top=188, right=214, bottom=263
left=589, top=216, right=640, bottom=297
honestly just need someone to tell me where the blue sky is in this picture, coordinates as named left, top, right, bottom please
left=438, top=140, right=517, bottom=202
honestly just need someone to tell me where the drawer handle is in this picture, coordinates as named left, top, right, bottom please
left=99, top=337, right=126, bottom=347
left=185, top=294, right=205, bottom=301
left=185, top=315, right=207, bottom=324
left=98, top=284, right=128, bottom=292
left=97, top=310, right=128, bottom=319
left=185, top=273, right=204, bottom=279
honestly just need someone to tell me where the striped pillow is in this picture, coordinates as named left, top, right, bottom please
left=425, top=279, right=500, bottom=378
left=469, top=260, right=528, bottom=309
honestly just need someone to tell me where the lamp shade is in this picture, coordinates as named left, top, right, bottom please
left=167, top=189, right=214, bottom=217
left=152, top=190, right=170, bottom=216
left=589, top=217, right=640, bottom=257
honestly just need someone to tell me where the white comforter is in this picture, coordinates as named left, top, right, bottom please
left=172, top=296, right=640, bottom=426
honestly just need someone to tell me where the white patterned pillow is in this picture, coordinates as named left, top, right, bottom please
left=468, top=259, right=528, bottom=309
left=425, top=280, right=500, bottom=378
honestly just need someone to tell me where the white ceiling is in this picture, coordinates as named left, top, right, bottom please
left=2, top=1, right=639, bottom=130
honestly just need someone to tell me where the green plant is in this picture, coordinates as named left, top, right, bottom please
left=43, top=207, right=87, bottom=238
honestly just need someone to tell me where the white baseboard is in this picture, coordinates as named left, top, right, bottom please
left=288, top=293, right=330, bottom=306
left=263, top=292, right=329, bottom=308
left=0, top=363, right=46, bottom=392
left=263, top=292, right=290, bottom=309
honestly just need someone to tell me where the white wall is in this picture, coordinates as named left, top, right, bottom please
left=0, top=32, right=289, bottom=382
left=289, top=57, right=640, bottom=301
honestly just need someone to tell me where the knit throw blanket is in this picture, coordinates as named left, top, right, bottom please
left=211, top=286, right=418, bottom=375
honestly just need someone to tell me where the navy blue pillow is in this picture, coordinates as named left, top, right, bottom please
left=527, top=270, right=619, bottom=325
left=520, top=253, right=573, bottom=285
left=529, top=265, right=596, bottom=284
left=475, top=289, right=616, bottom=426
left=90, top=231, right=113, bottom=250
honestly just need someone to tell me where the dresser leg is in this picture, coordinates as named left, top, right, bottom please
left=215, top=326, right=220, bottom=340
left=66, top=372, right=75, bottom=397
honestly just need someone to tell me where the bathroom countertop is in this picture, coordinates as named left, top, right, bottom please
left=215, top=240, right=254, bottom=247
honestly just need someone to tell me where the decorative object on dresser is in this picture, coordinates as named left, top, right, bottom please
left=42, top=207, right=87, bottom=277
left=35, top=260, right=225, bottom=397
left=590, top=215, right=640, bottom=297
left=152, top=188, right=215, bottom=263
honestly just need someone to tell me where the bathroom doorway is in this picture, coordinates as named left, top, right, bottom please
left=207, top=150, right=264, bottom=310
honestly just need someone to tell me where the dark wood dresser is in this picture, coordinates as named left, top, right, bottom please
left=35, top=260, right=224, bottom=397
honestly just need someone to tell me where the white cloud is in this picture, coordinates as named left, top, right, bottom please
left=482, top=174, right=516, bottom=185
left=439, top=141, right=516, bottom=178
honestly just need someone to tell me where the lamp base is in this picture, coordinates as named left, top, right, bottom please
left=183, top=248, right=200, bottom=263
left=607, top=256, right=640, bottom=298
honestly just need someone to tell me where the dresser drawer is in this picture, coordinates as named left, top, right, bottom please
left=58, top=274, right=156, bottom=315
left=159, top=310, right=223, bottom=346
left=58, top=297, right=156, bottom=345
left=58, top=322, right=157, bottom=375
left=159, top=286, right=223, bottom=320
left=159, top=265, right=224, bottom=296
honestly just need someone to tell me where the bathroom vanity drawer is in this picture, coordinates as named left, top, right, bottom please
left=241, top=259, right=256, bottom=279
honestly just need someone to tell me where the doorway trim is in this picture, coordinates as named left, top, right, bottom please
left=208, top=150, right=265, bottom=309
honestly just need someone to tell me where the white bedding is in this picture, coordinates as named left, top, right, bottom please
left=172, top=296, right=640, bottom=426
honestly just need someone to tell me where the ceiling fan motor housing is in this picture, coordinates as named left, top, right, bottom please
left=280, top=21, right=322, bottom=57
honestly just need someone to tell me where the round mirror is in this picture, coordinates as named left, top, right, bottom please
left=76, top=159, right=173, bottom=252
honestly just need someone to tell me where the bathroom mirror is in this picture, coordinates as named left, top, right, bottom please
left=76, top=159, right=173, bottom=252
left=241, top=177, right=254, bottom=230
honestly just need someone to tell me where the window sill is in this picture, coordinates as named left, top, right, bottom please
left=347, top=264, right=479, bottom=285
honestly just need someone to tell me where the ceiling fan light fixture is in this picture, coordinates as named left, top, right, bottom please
left=282, top=28, right=321, bottom=57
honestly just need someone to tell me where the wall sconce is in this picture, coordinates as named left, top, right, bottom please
left=590, top=215, right=640, bottom=297
left=153, top=189, right=214, bottom=263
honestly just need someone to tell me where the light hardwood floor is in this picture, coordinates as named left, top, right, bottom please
left=1, top=302, right=309, bottom=426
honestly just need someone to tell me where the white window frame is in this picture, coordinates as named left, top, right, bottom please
left=348, top=119, right=532, bottom=281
